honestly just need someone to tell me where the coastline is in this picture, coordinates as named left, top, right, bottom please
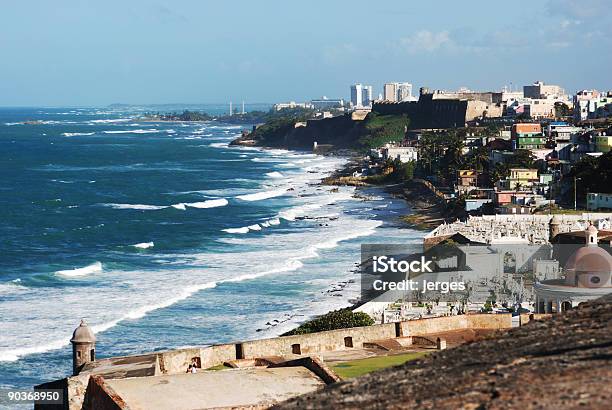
left=262, top=148, right=438, bottom=336
left=321, top=154, right=449, bottom=231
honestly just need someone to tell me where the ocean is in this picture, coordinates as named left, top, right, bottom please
left=0, top=106, right=422, bottom=390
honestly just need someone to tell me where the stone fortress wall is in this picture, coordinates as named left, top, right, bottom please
left=38, top=313, right=550, bottom=409
left=159, top=314, right=518, bottom=374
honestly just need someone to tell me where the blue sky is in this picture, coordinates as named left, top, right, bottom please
left=0, top=0, right=610, bottom=106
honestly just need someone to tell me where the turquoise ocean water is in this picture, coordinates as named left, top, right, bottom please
left=0, top=106, right=422, bottom=390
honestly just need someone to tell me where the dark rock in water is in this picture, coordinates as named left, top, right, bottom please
left=275, top=295, right=612, bottom=410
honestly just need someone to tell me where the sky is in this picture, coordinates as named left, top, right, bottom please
left=0, top=0, right=610, bottom=106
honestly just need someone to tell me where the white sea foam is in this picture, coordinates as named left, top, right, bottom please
left=265, top=171, right=284, bottom=178
left=247, top=224, right=262, bottom=231
left=236, top=189, right=287, bottom=202
left=0, top=213, right=390, bottom=362
left=223, top=227, right=250, bottom=234
left=103, top=203, right=167, bottom=210
left=62, top=132, right=95, bottom=137
left=0, top=339, right=71, bottom=362
left=132, top=242, right=154, bottom=249
left=171, top=203, right=187, bottom=210
left=0, top=280, right=29, bottom=296
left=0, top=148, right=401, bottom=363
left=102, top=129, right=159, bottom=134
left=88, top=118, right=131, bottom=124
left=184, top=198, right=228, bottom=209
left=209, top=142, right=228, bottom=148
left=56, top=262, right=103, bottom=277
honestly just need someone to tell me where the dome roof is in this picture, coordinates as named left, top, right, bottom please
left=565, top=246, right=612, bottom=274
left=550, top=215, right=561, bottom=225
left=587, top=224, right=598, bottom=234
left=70, top=319, right=96, bottom=344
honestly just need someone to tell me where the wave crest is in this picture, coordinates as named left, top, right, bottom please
left=56, top=262, right=102, bottom=277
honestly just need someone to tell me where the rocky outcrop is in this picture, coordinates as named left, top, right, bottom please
left=276, top=295, right=612, bottom=409
left=231, top=114, right=364, bottom=150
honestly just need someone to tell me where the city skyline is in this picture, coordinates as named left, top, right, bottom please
left=1, top=0, right=611, bottom=106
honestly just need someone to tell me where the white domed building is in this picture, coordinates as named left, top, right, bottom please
left=535, top=224, right=612, bottom=313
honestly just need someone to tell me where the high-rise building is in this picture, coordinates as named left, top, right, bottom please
left=363, top=85, right=373, bottom=106
left=396, top=83, right=413, bottom=101
left=383, top=82, right=413, bottom=102
left=350, top=84, right=362, bottom=107
left=350, top=83, right=373, bottom=108
left=383, top=83, right=397, bottom=101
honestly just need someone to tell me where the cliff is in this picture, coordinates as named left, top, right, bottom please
left=276, top=294, right=612, bottom=409
left=231, top=113, right=410, bottom=151
left=231, top=113, right=364, bottom=150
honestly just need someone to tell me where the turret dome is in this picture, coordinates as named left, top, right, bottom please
left=70, top=319, right=96, bottom=344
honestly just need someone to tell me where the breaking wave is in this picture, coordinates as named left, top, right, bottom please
left=102, top=129, right=159, bottom=134
left=62, top=132, right=95, bottom=137
left=236, top=189, right=287, bottom=201
left=132, top=242, right=154, bottom=249
left=184, top=198, right=229, bottom=209
left=103, top=203, right=167, bottom=210
left=55, top=262, right=103, bottom=277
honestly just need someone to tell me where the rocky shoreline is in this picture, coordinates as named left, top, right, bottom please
left=321, top=155, right=451, bottom=231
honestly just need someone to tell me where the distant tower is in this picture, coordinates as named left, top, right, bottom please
left=549, top=215, right=561, bottom=242
left=70, top=319, right=96, bottom=375
left=241, top=101, right=245, bottom=115
left=229, top=101, right=233, bottom=116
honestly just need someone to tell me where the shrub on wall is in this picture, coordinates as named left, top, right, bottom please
left=283, top=308, right=374, bottom=336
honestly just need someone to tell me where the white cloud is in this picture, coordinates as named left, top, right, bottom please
left=547, top=0, right=610, bottom=19
left=398, top=30, right=451, bottom=53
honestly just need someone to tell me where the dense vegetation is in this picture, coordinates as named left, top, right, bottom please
left=359, top=113, right=410, bottom=149
left=227, top=107, right=316, bottom=124
left=147, top=110, right=213, bottom=121
left=146, top=107, right=317, bottom=125
left=244, top=108, right=317, bottom=145
left=366, top=158, right=415, bottom=185
left=567, top=151, right=612, bottom=198
left=282, top=308, right=374, bottom=336
left=417, top=129, right=536, bottom=187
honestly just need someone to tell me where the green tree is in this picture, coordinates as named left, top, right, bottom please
left=283, top=309, right=374, bottom=335
left=507, top=149, right=536, bottom=168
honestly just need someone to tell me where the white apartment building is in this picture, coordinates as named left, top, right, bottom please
left=383, top=82, right=414, bottom=102
left=574, top=91, right=612, bottom=121
left=273, top=101, right=312, bottom=111
left=381, top=145, right=418, bottom=163
left=523, top=81, right=568, bottom=100
left=351, top=83, right=373, bottom=108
